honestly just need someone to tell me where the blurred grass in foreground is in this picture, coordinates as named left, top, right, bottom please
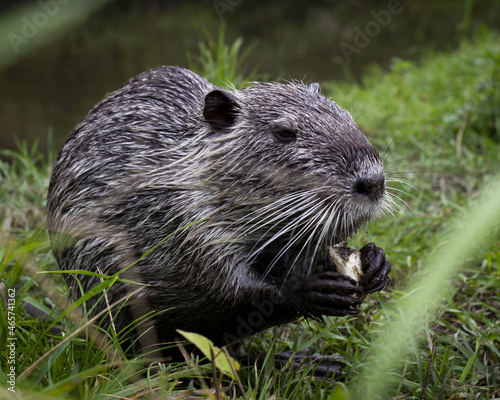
left=354, top=175, right=500, bottom=399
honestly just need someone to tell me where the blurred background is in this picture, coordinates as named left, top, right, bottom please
left=1, top=0, right=499, bottom=154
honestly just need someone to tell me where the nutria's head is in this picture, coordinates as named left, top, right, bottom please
left=188, top=82, right=390, bottom=268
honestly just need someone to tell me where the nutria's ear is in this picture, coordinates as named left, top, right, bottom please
left=203, top=89, right=240, bottom=130
left=308, top=82, right=321, bottom=94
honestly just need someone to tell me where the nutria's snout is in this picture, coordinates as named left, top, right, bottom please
left=353, top=173, right=386, bottom=202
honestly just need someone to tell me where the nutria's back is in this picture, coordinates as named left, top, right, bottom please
left=47, top=66, right=391, bottom=355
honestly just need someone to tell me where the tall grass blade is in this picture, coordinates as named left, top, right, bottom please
left=355, top=175, right=500, bottom=399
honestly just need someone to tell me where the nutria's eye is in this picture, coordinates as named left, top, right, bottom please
left=273, top=129, right=297, bottom=143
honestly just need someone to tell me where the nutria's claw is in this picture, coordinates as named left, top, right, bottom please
left=359, top=243, right=391, bottom=294
left=301, top=271, right=363, bottom=317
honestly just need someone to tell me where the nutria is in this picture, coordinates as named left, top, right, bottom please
left=47, top=66, right=391, bottom=364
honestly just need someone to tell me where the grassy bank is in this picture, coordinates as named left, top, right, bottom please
left=1, top=30, right=499, bottom=399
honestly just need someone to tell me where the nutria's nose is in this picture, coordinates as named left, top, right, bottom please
left=353, top=174, right=386, bottom=201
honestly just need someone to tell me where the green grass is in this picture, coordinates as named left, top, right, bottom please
left=186, top=23, right=260, bottom=90
left=1, top=28, right=500, bottom=400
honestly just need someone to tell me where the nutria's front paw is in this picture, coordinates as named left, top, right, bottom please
left=300, top=271, right=363, bottom=317
left=359, top=243, right=391, bottom=294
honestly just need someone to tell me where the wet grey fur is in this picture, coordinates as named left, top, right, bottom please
left=47, top=66, right=391, bottom=354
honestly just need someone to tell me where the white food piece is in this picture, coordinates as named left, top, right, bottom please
left=328, top=244, right=363, bottom=283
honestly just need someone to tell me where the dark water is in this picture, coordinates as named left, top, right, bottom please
left=1, top=0, right=499, bottom=154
